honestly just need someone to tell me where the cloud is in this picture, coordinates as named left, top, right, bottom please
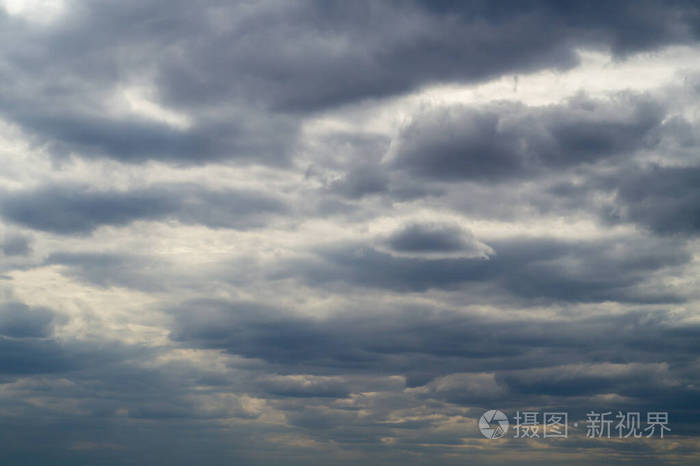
left=328, top=164, right=390, bottom=199
left=382, top=222, right=494, bottom=258
left=1, top=233, right=31, bottom=256
left=496, top=362, right=674, bottom=398
left=0, top=302, right=55, bottom=338
left=9, top=107, right=298, bottom=165
left=285, top=235, right=689, bottom=303
left=259, top=375, right=351, bottom=399
left=0, top=0, right=697, bottom=166
left=1, top=1, right=700, bottom=464
left=168, top=298, right=700, bottom=415
left=390, top=93, right=664, bottom=181
left=44, top=252, right=168, bottom=291
left=153, top=0, right=700, bottom=112
left=603, top=165, right=700, bottom=235
left=0, top=185, right=176, bottom=234
left=0, top=184, right=287, bottom=234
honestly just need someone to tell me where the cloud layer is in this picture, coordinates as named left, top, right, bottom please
left=1, top=1, right=700, bottom=465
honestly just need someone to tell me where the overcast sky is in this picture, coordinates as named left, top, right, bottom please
left=1, top=1, right=700, bottom=464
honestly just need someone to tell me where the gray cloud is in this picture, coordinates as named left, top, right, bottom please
left=154, top=0, right=700, bottom=112
left=328, top=164, right=390, bottom=200
left=168, top=298, right=700, bottom=415
left=285, top=235, right=689, bottom=303
left=2, top=1, right=700, bottom=464
left=603, top=165, right=700, bottom=235
left=259, top=375, right=352, bottom=399
left=0, top=184, right=287, bottom=234
left=0, top=186, right=176, bottom=234
left=44, top=252, right=167, bottom=291
left=0, top=302, right=55, bottom=338
left=391, top=94, right=663, bottom=181
left=0, top=0, right=696, bottom=166
left=383, top=222, right=492, bottom=256
left=1, top=233, right=31, bottom=256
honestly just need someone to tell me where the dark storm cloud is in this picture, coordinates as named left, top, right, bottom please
left=391, top=94, right=664, bottom=181
left=0, top=1, right=698, bottom=165
left=169, top=299, right=700, bottom=411
left=0, top=0, right=296, bottom=165
left=0, top=302, right=77, bottom=375
left=8, top=297, right=693, bottom=461
left=420, top=0, right=700, bottom=56
left=3, top=1, right=700, bottom=463
left=285, top=235, right=688, bottom=303
left=383, top=223, right=487, bottom=254
left=0, top=186, right=176, bottom=234
left=259, top=375, right=351, bottom=399
left=150, top=0, right=578, bottom=112
left=165, top=299, right=513, bottom=368
left=0, top=301, right=167, bottom=380
left=154, top=0, right=700, bottom=112
left=12, top=112, right=297, bottom=165
left=0, top=323, right=268, bottom=464
left=603, top=165, right=700, bottom=235
left=495, top=363, right=671, bottom=397
left=0, top=338, right=76, bottom=374
left=0, top=184, right=287, bottom=234
left=545, top=162, right=700, bottom=236
left=0, top=302, right=55, bottom=338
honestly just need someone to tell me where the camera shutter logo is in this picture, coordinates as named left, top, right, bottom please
left=479, top=410, right=509, bottom=439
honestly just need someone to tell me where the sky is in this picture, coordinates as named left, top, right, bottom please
left=0, top=1, right=700, bottom=464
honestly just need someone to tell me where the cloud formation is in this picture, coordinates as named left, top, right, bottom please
left=1, top=1, right=700, bottom=465
left=391, top=93, right=664, bottom=180
left=1, top=184, right=287, bottom=234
